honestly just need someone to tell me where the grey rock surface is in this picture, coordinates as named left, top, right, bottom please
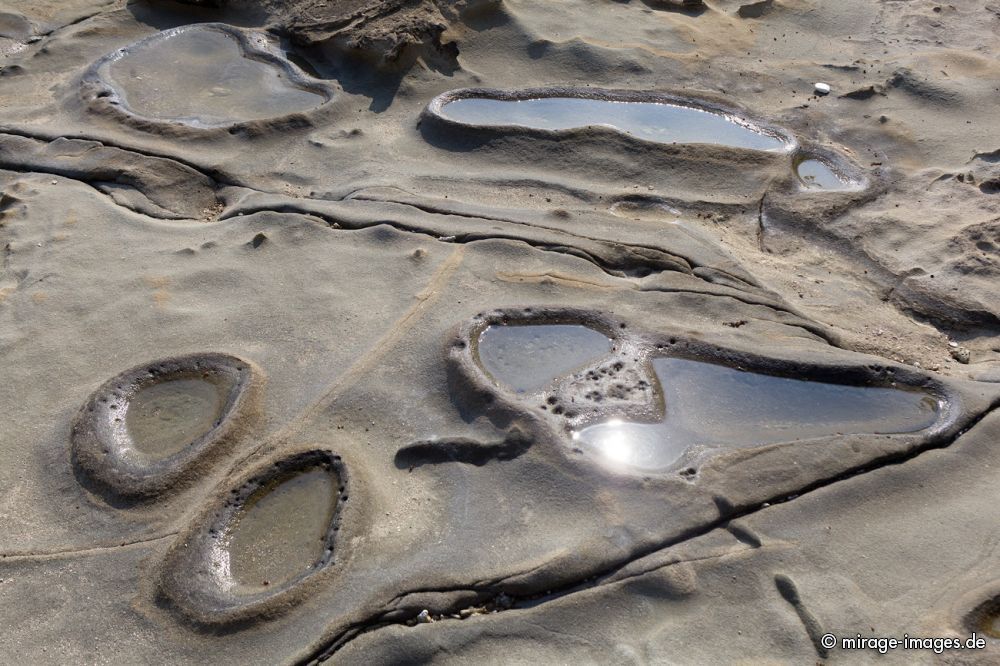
left=0, top=0, right=998, bottom=663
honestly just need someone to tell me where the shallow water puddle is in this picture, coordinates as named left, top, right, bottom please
left=107, top=27, right=326, bottom=125
left=980, top=609, right=1000, bottom=639
left=440, top=97, right=788, bottom=151
left=477, top=324, right=613, bottom=393
left=219, top=467, right=338, bottom=592
left=796, top=159, right=854, bottom=190
left=126, top=376, right=228, bottom=459
left=574, top=357, right=940, bottom=472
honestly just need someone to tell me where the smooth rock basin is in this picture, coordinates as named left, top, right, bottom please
left=477, top=324, right=613, bottom=393
left=126, top=376, right=228, bottom=460
left=980, top=607, right=1000, bottom=639
left=70, top=353, right=255, bottom=498
left=573, top=357, right=941, bottom=472
left=213, top=466, right=340, bottom=593
left=105, top=26, right=327, bottom=126
left=796, top=158, right=855, bottom=191
left=439, top=96, right=789, bottom=151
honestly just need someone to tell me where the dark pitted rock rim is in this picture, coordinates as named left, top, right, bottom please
left=70, top=352, right=260, bottom=500
left=157, top=449, right=349, bottom=626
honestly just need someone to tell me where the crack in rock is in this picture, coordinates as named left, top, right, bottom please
left=303, top=399, right=1000, bottom=663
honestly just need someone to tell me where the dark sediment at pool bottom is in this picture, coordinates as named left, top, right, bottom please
left=81, top=23, right=335, bottom=135
left=157, top=449, right=348, bottom=625
left=70, top=353, right=261, bottom=500
left=225, top=467, right=339, bottom=592
left=126, top=376, right=230, bottom=459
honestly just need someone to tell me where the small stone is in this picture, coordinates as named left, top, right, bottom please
left=950, top=347, right=971, bottom=364
left=948, top=341, right=958, bottom=348
left=416, top=609, right=432, bottom=623
left=737, top=0, right=773, bottom=18
left=814, top=82, right=831, bottom=95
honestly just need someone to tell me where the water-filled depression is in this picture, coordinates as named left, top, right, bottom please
left=126, top=376, right=229, bottom=460
left=574, top=357, right=940, bottom=472
left=107, top=27, right=326, bottom=126
left=477, top=324, right=613, bottom=393
left=440, top=96, right=789, bottom=151
left=214, top=467, right=339, bottom=593
left=796, top=158, right=855, bottom=191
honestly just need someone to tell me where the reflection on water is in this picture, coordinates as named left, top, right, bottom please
left=796, top=158, right=855, bottom=191
left=979, top=607, right=1000, bottom=639
left=477, top=324, right=613, bottom=393
left=108, top=27, right=326, bottom=126
left=574, top=357, right=941, bottom=472
left=441, top=97, right=789, bottom=151
left=215, top=467, right=338, bottom=593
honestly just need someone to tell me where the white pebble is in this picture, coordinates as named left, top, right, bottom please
left=814, top=82, right=831, bottom=95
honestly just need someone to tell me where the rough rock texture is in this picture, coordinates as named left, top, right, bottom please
left=156, top=0, right=495, bottom=65
left=0, top=0, right=998, bottom=663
